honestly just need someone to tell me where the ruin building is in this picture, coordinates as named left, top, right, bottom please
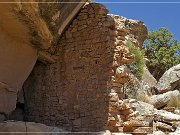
left=0, top=0, right=147, bottom=132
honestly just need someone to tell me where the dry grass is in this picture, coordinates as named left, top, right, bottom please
left=167, top=94, right=180, bottom=109
left=137, top=93, right=150, bottom=103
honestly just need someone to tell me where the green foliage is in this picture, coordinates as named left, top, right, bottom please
left=126, top=41, right=145, bottom=79
left=144, top=27, right=180, bottom=80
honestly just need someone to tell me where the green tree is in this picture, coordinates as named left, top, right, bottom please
left=144, top=28, right=180, bottom=80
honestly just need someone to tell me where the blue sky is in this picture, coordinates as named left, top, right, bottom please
left=95, top=0, right=180, bottom=41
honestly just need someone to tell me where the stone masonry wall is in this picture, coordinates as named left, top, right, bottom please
left=106, top=15, right=147, bottom=132
left=57, top=3, right=114, bottom=131
left=24, top=3, right=113, bottom=132
left=23, top=3, right=147, bottom=132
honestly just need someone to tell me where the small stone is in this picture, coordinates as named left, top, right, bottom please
left=129, top=99, right=136, bottom=103
left=128, top=111, right=139, bottom=118
left=108, top=92, right=119, bottom=102
left=123, top=120, right=150, bottom=127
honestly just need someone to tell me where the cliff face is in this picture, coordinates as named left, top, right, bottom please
left=22, top=3, right=147, bottom=132
left=0, top=0, right=86, bottom=116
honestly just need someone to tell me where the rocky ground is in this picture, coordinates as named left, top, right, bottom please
left=107, top=64, right=180, bottom=135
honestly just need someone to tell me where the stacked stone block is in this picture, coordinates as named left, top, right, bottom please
left=105, top=14, right=148, bottom=132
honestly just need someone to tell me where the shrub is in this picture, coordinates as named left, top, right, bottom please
left=126, top=41, right=145, bottom=79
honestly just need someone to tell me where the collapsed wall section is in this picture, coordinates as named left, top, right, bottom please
left=105, top=15, right=148, bottom=132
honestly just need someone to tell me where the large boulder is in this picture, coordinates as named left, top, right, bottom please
left=128, top=100, right=154, bottom=115
left=148, top=90, right=180, bottom=108
left=155, top=121, right=174, bottom=132
left=142, top=65, right=157, bottom=88
left=155, top=109, right=180, bottom=122
left=156, top=64, right=180, bottom=94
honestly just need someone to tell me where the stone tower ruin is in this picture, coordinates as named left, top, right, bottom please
left=0, top=0, right=147, bottom=132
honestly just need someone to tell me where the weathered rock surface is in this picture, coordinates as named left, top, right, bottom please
left=123, top=119, right=150, bottom=127
left=156, top=64, right=180, bottom=94
left=0, top=121, right=66, bottom=135
left=153, top=131, right=166, bottom=135
left=0, top=0, right=88, bottom=118
left=169, top=127, right=180, bottom=135
left=155, top=121, right=174, bottom=132
left=129, top=100, right=154, bottom=115
left=110, top=98, right=180, bottom=134
left=122, top=70, right=154, bottom=100
left=155, top=109, right=180, bottom=122
left=142, top=65, right=157, bottom=88
left=148, top=90, right=180, bottom=108
left=0, top=88, right=17, bottom=114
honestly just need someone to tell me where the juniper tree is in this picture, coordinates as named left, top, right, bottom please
left=144, top=28, right=180, bottom=80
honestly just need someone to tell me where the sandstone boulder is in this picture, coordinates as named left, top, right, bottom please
left=155, top=121, right=174, bottom=132
left=142, top=65, right=157, bottom=88
left=0, top=0, right=87, bottom=118
left=129, top=100, right=154, bottom=115
left=155, top=109, right=180, bottom=122
left=148, top=90, right=180, bottom=108
left=156, top=64, right=180, bottom=94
